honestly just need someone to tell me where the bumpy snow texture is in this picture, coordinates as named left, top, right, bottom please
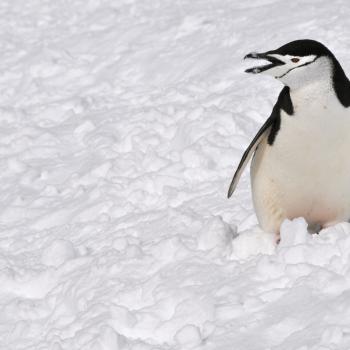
left=1, top=1, right=350, bottom=349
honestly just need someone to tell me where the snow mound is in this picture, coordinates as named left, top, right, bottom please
left=174, top=324, right=202, bottom=349
left=231, top=225, right=276, bottom=259
left=1, top=0, right=350, bottom=349
left=41, top=239, right=77, bottom=267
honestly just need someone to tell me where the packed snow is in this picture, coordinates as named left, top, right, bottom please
left=1, top=0, right=350, bottom=349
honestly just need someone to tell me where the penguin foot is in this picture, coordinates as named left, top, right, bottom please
left=275, top=232, right=281, bottom=244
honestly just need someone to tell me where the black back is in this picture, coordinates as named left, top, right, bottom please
left=268, top=86, right=294, bottom=145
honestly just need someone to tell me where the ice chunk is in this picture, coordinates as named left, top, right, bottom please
left=279, top=217, right=309, bottom=247
left=231, top=226, right=276, bottom=259
left=174, top=324, right=202, bottom=349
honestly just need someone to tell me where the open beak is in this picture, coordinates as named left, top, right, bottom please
left=244, top=52, right=285, bottom=74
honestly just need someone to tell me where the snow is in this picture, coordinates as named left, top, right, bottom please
left=174, top=324, right=202, bottom=348
left=41, top=239, right=77, bottom=267
left=1, top=0, right=350, bottom=349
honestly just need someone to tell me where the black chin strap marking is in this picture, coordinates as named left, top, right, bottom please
left=276, top=56, right=319, bottom=79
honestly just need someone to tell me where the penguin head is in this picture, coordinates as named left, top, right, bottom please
left=244, top=39, right=338, bottom=89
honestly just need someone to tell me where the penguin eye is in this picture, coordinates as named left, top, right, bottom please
left=291, top=57, right=300, bottom=63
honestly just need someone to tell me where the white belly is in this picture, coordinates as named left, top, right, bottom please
left=251, top=104, right=350, bottom=233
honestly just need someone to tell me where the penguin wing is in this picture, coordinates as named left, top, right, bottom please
left=227, top=116, right=273, bottom=198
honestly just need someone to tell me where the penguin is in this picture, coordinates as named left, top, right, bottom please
left=227, top=39, right=350, bottom=235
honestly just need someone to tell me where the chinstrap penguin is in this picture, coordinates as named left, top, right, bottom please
left=228, top=39, right=350, bottom=236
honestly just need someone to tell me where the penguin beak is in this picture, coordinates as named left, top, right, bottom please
left=244, top=52, right=285, bottom=74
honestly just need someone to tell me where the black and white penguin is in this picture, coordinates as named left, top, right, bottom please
left=228, top=39, right=350, bottom=235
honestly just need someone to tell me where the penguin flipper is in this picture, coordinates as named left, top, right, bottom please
left=227, top=116, right=273, bottom=198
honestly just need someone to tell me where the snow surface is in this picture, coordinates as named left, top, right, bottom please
left=1, top=0, right=350, bottom=349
